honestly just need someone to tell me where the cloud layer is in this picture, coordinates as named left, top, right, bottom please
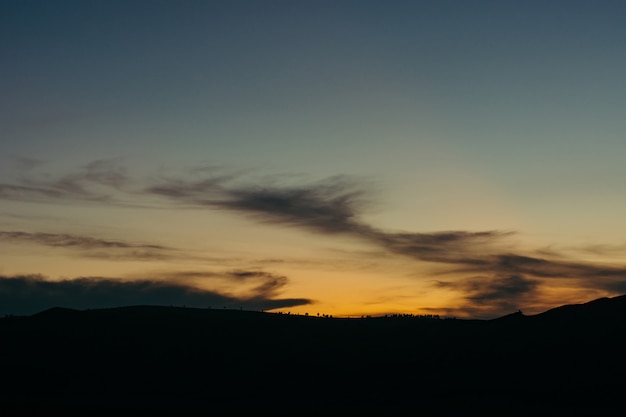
left=0, top=274, right=312, bottom=316
left=146, top=174, right=512, bottom=263
left=0, top=230, right=174, bottom=260
left=144, top=170, right=626, bottom=316
left=0, top=159, right=127, bottom=202
left=2, top=160, right=626, bottom=318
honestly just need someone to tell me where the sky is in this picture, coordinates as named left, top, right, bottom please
left=1, top=0, right=626, bottom=318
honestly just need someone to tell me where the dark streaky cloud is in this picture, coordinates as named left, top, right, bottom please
left=437, top=274, right=538, bottom=305
left=0, top=183, right=65, bottom=199
left=225, top=270, right=289, bottom=298
left=448, top=254, right=626, bottom=281
left=0, top=230, right=167, bottom=250
left=434, top=274, right=540, bottom=318
left=0, top=275, right=312, bottom=316
left=147, top=172, right=626, bottom=278
left=157, top=269, right=291, bottom=299
left=0, top=230, right=173, bottom=261
left=147, top=174, right=510, bottom=262
left=146, top=172, right=626, bottom=317
left=148, top=175, right=366, bottom=234
left=12, top=157, right=45, bottom=170
left=0, top=158, right=127, bottom=202
left=4, top=161, right=626, bottom=317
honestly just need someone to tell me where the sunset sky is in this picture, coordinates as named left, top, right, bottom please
left=2, top=0, right=625, bottom=318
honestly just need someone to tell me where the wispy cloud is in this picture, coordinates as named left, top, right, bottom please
left=145, top=172, right=626, bottom=304
left=153, top=269, right=291, bottom=299
left=3, top=161, right=626, bottom=317
left=0, top=183, right=66, bottom=200
left=224, top=270, right=289, bottom=298
left=147, top=173, right=511, bottom=262
left=0, top=158, right=127, bottom=202
left=369, top=230, right=512, bottom=264
left=0, top=230, right=165, bottom=250
left=12, top=157, right=45, bottom=171
left=571, top=243, right=626, bottom=257
left=435, top=274, right=539, bottom=317
left=0, top=231, right=174, bottom=261
left=599, top=280, right=626, bottom=294
left=5, top=161, right=504, bottom=266
left=0, top=274, right=312, bottom=316
left=431, top=257, right=626, bottom=318
left=148, top=175, right=367, bottom=234
left=447, top=254, right=626, bottom=281
left=201, top=177, right=626, bottom=301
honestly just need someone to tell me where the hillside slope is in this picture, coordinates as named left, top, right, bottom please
left=1, top=297, right=625, bottom=416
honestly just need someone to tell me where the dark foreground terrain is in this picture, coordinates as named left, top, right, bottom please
left=2, top=296, right=626, bottom=416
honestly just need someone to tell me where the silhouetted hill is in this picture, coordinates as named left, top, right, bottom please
left=1, top=297, right=626, bottom=416
left=31, top=306, right=80, bottom=319
left=533, top=294, right=626, bottom=321
left=492, top=310, right=525, bottom=321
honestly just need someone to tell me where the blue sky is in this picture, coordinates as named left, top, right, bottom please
left=1, top=0, right=626, bottom=317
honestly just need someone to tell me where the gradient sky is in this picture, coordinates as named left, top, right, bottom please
left=2, top=0, right=626, bottom=318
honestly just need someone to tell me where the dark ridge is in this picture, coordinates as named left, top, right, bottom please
left=492, top=310, right=525, bottom=321
left=533, top=294, right=626, bottom=321
left=30, top=306, right=80, bottom=319
left=1, top=296, right=626, bottom=416
left=45, top=304, right=309, bottom=322
left=22, top=294, right=626, bottom=323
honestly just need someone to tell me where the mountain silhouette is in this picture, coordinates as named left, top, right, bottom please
left=31, top=306, right=80, bottom=319
left=534, top=294, right=626, bottom=321
left=2, top=296, right=626, bottom=416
